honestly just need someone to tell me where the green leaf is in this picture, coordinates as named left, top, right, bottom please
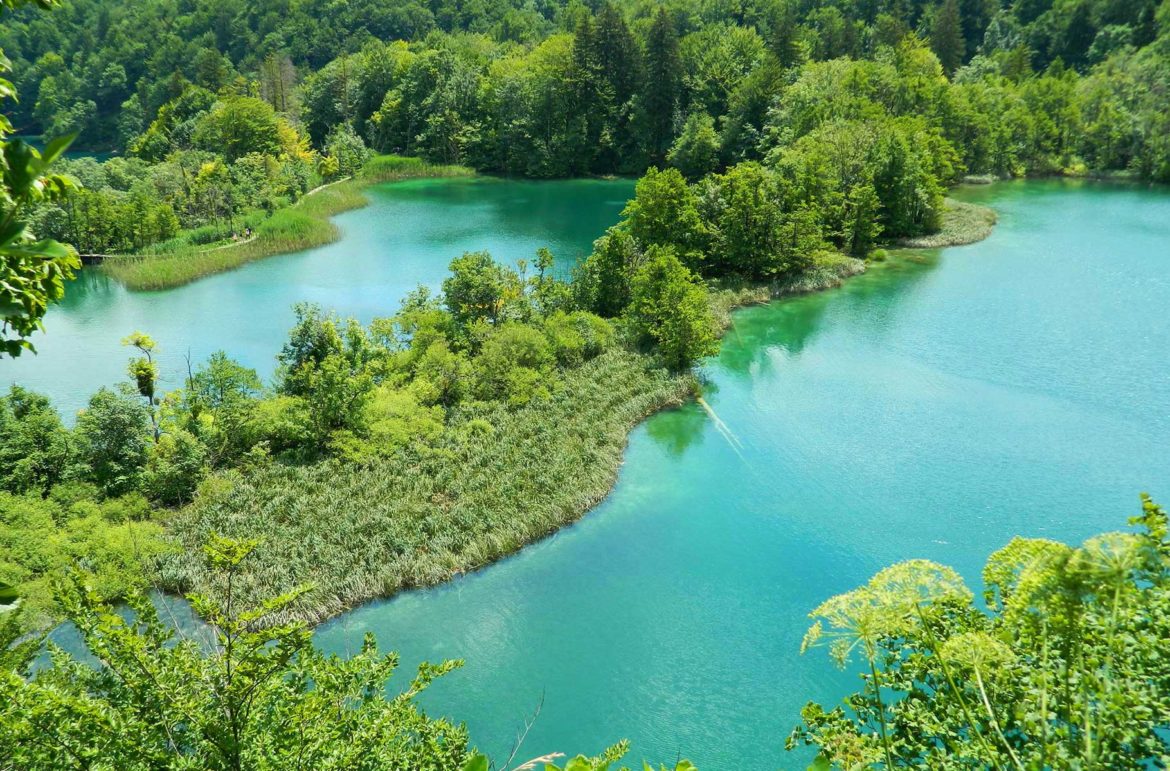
left=460, top=754, right=489, bottom=771
left=40, top=132, right=77, bottom=166
left=1, top=238, right=76, bottom=261
left=807, top=754, right=832, bottom=771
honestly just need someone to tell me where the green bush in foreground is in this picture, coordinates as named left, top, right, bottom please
left=1, top=536, right=471, bottom=770
left=791, top=495, right=1170, bottom=769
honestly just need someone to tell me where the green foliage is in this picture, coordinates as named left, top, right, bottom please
left=142, top=429, right=207, bottom=506
left=180, top=350, right=262, bottom=466
left=99, top=166, right=380, bottom=290
left=667, top=112, right=720, bottom=180
left=159, top=349, right=690, bottom=623
left=627, top=246, right=720, bottom=371
left=622, top=167, right=706, bottom=269
left=771, top=118, right=946, bottom=245
left=700, top=161, right=821, bottom=275
left=443, top=250, right=517, bottom=329
left=322, top=123, right=372, bottom=178
left=0, top=385, right=73, bottom=496
left=192, top=96, right=288, bottom=162
left=0, top=538, right=473, bottom=769
left=932, top=0, right=967, bottom=75
left=639, top=8, right=684, bottom=165
left=474, top=322, right=555, bottom=405
left=0, top=489, right=165, bottom=629
left=75, top=387, right=151, bottom=498
left=791, top=495, right=1170, bottom=769
left=0, top=127, right=79, bottom=356
left=276, top=303, right=376, bottom=450
left=574, top=227, right=644, bottom=318
left=542, top=310, right=616, bottom=368
left=7, top=0, right=1165, bottom=298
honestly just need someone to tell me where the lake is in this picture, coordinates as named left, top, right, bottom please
left=16, top=178, right=1170, bottom=768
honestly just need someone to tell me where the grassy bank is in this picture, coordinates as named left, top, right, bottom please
left=894, top=197, right=999, bottom=249
left=101, top=156, right=473, bottom=291
left=159, top=350, right=692, bottom=624
left=707, top=251, right=867, bottom=331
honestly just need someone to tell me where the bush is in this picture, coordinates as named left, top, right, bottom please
left=75, top=388, right=152, bottom=498
left=474, top=323, right=555, bottom=405
left=143, top=429, right=208, bottom=506
left=543, top=311, right=615, bottom=367
left=0, top=490, right=166, bottom=629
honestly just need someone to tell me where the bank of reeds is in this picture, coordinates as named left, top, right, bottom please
left=101, top=156, right=473, bottom=291
left=895, top=197, right=998, bottom=249
left=707, top=251, right=866, bottom=331
left=159, top=349, right=692, bottom=624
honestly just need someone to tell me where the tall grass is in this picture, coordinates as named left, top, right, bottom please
left=101, top=156, right=474, bottom=291
left=158, top=350, right=691, bottom=624
left=707, top=251, right=866, bottom=331
left=895, top=198, right=998, bottom=249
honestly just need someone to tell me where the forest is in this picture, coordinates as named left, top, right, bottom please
left=3, top=0, right=1170, bottom=767
left=1, top=0, right=1168, bottom=260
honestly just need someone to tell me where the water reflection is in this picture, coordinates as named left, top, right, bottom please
left=645, top=402, right=708, bottom=457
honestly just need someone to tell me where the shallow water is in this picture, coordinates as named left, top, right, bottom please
left=0, top=177, right=634, bottom=418
left=18, top=178, right=1170, bottom=768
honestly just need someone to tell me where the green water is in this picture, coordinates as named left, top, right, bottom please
left=18, top=178, right=1170, bottom=768
left=0, top=177, right=634, bottom=418
left=312, top=180, right=1170, bottom=768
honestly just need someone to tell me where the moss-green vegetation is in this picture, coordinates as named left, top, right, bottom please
left=160, top=350, right=689, bottom=623
left=101, top=156, right=472, bottom=290
left=0, top=490, right=170, bottom=630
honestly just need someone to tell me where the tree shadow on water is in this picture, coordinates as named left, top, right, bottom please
left=645, top=400, right=709, bottom=458
left=716, top=251, right=946, bottom=380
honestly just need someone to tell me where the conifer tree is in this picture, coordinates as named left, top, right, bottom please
left=639, top=8, right=683, bottom=165
left=931, top=0, right=965, bottom=75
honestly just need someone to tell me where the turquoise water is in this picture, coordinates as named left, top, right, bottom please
left=17, top=178, right=1170, bottom=768
left=313, top=181, right=1170, bottom=768
left=0, top=177, right=634, bottom=418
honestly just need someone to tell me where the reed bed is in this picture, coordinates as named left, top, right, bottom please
left=158, top=350, right=691, bottom=624
left=707, top=251, right=866, bottom=331
left=101, top=156, right=473, bottom=291
left=895, top=198, right=998, bottom=249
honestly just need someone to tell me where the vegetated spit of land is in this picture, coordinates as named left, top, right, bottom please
left=160, top=350, right=691, bottom=624
left=895, top=197, right=999, bottom=249
left=100, top=156, right=472, bottom=291
left=156, top=195, right=998, bottom=626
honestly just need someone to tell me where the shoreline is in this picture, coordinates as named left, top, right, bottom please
left=894, top=196, right=999, bottom=249
left=99, top=156, right=474, bottom=291
left=158, top=187, right=1000, bottom=628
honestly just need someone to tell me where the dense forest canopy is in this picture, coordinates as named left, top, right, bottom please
left=4, top=0, right=1169, bottom=260
left=1, top=0, right=1166, bottom=157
